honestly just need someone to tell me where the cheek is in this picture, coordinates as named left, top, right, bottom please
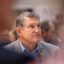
left=48, top=32, right=51, bottom=38
left=23, top=31, right=31, bottom=38
left=49, top=33, right=54, bottom=39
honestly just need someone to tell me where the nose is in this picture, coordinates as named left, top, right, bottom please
left=34, top=26, right=41, bottom=33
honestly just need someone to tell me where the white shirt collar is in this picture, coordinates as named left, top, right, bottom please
left=20, top=41, right=25, bottom=53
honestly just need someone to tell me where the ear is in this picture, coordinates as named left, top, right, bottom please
left=16, top=27, right=22, bottom=37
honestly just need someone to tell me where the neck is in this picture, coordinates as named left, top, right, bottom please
left=19, top=38, right=37, bottom=52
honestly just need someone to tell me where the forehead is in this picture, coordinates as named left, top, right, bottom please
left=24, top=17, right=40, bottom=25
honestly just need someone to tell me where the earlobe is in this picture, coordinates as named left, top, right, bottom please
left=16, top=27, right=22, bottom=37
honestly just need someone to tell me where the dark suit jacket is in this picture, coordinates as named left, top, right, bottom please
left=0, top=47, right=22, bottom=64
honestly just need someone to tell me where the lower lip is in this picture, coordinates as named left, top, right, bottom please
left=33, top=36, right=40, bottom=37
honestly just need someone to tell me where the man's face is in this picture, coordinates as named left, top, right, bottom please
left=47, top=24, right=55, bottom=42
left=19, top=17, right=41, bottom=44
left=41, top=29, right=48, bottom=40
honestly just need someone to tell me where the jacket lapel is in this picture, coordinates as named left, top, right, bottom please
left=38, top=42, right=50, bottom=58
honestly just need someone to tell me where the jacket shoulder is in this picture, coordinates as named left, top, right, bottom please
left=39, top=41, right=60, bottom=52
left=4, top=39, right=21, bottom=53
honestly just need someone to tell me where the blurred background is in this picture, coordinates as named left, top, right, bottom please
left=14, top=0, right=64, bottom=21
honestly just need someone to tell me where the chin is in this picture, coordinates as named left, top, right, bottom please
left=33, top=39, right=40, bottom=43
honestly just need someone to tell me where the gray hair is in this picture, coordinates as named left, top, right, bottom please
left=16, top=12, right=39, bottom=28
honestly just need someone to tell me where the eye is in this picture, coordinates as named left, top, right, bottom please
left=30, top=25, right=34, bottom=28
left=38, top=24, right=40, bottom=28
left=28, top=25, right=34, bottom=29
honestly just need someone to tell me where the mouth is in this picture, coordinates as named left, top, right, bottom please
left=33, top=35, right=41, bottom=38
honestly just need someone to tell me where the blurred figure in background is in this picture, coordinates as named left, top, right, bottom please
left=40, top=20, right=62, bottom=46
left=54, top=15, right=64, bottom=36
left=55, top=25, right=64, bottom=60
left=52, top=15, right=64, bottom=63
left=51, top=15, right=64, bottom=47
left=0, top=29, right=11, bottom=46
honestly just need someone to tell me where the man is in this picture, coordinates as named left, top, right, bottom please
left=4, top=12, right=62, bottom=63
